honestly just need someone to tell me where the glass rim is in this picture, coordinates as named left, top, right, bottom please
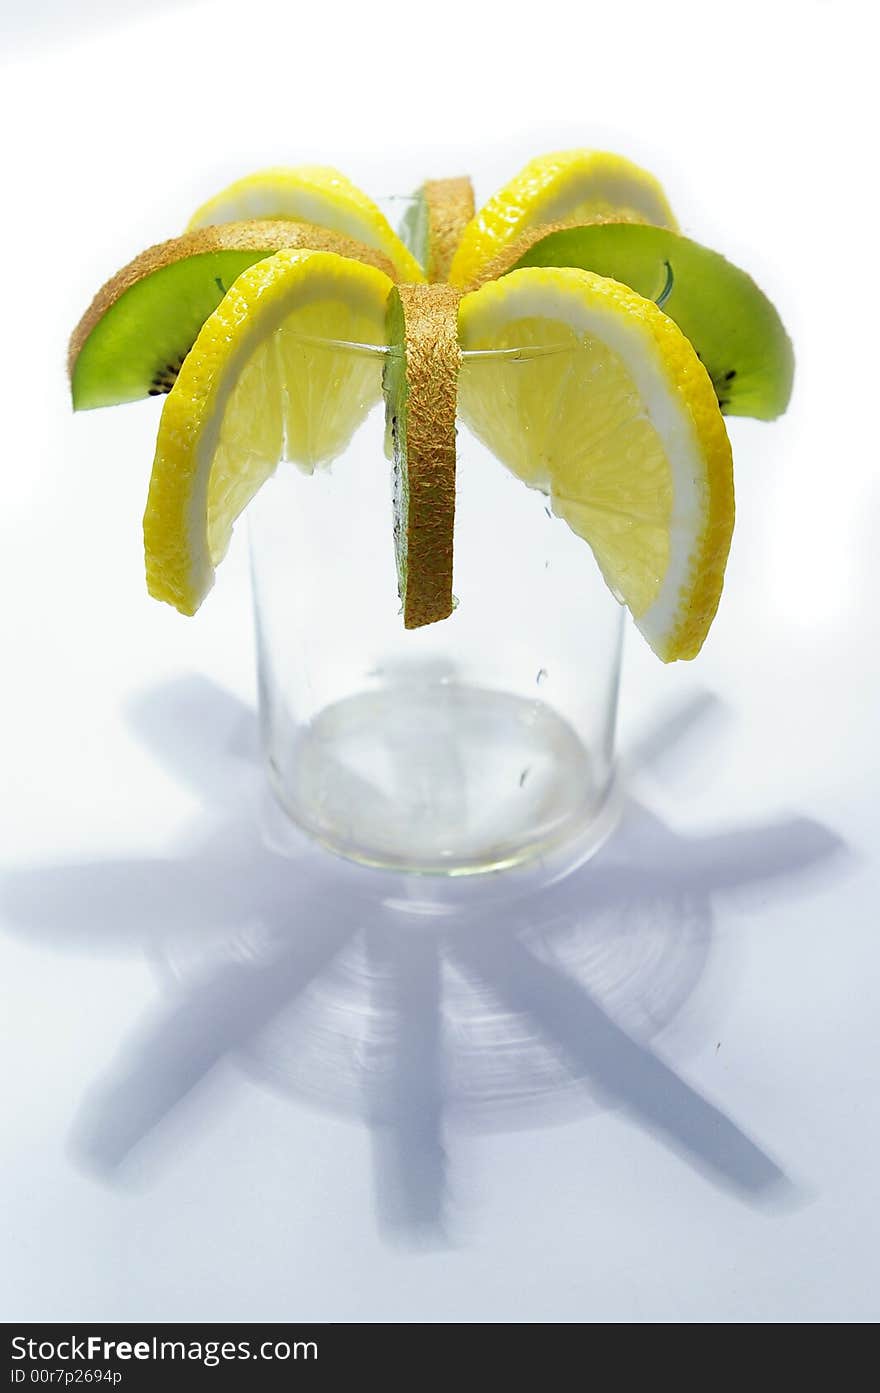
left=287, top=332, right=573, bottom=362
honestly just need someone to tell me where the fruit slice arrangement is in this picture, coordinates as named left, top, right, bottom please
left=69, top=151, right=793, bottom=661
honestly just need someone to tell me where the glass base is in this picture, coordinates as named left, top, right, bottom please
left=264, top=675, right=617, bottom=876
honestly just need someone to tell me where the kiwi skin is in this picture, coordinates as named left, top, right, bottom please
left=399, top=177, right=475, bottom=282
left=69, top=221, right=398, bottom=410
left=423, top=177, right=475, bottom=283
left=484, top=220, right=794, bottom=420
left=384, top=284, right=461, bottom=629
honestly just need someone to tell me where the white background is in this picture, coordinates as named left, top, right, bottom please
left=1, top=0, right=878, bottom=1323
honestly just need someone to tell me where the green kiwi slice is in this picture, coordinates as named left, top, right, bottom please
left=491, top=221, right=793, bottom=419
left=69, top=221, right=398, bottom=410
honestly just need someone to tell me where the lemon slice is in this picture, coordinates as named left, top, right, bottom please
left=187, top=166, right=424, bottom=283
left=144, top=248, right=393, bottom=615
left=457, top=267, right=734, bottom=661
left=448, top=150, right=678, bottom=289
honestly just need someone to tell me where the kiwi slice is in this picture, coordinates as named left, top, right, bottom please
left=384, top=284, right=461, bottom=628
left=69, top=221, right=398, bottom=410
left=489, top=222, right=793, bottom=419
left=400, top=177, right=475, bottom=283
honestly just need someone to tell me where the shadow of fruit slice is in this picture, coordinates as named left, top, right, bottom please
left=144, top=249, right=393, bottom=616
left=400, top=177, right=476, bottom=283
left=69, top=221, right=398, bottom=411
left=384, top=284, right=461, bottom=628
left=501, top=222, right=794, bottom=420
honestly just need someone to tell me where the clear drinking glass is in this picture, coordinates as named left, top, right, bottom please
left=248, top=332, right=624, bottom=880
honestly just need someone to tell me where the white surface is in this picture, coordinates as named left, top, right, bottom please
left=1, top=0, right=878, bottom=1324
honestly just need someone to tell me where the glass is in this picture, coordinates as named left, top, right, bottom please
left=249, top=333, right=624, bottom=879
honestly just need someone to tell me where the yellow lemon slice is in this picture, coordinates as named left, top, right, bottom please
left=187, top=165, right=424, bottom=283
left=144, top=248, right=393, bottom=615
left=448, top=149, right=677, bottom=289
left=457, top=266, right=734, bottom=661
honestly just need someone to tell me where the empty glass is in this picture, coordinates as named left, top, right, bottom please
left=249, top=333, right=624, bottom=878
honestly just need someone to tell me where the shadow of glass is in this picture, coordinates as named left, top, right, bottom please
left=0, top=676, right=846, bottom=1239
